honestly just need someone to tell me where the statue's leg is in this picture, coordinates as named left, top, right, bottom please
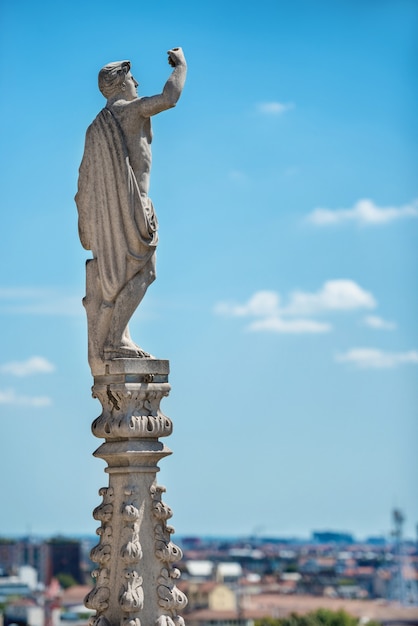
left=103, top=255, right=156, bottom=358
left=121, top=325, right=138, bottom=349
left=84, top=259, right=114, bottom=367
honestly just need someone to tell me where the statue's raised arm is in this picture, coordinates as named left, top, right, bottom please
left=137, top=48, right=187, bottom=117
left=75, top=49, right=187, bottom=373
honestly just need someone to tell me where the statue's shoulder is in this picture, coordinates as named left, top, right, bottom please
left=86, top=108, right=112, bottom=134
left=110, top=97, right=149, bottom=119
left=82, top=107, right=126, bottom=159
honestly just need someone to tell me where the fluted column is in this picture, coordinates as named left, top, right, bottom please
left=85, top=359, right=187, bottom=626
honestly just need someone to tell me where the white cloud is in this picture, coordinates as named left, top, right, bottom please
left=363, top=315, right=396, bottom=331
left=283, top=280, right=376, bottom=315
left=0, top=287, right=82, bottom=316
left=336, top=348, right=418, bottom=369
left=1, top=356, right=55, bottom=377
left=214, top=280, right=375, bottom=334
left=0, top=389, right=52, bottom=407
left=307, top=198, right=418, bottom=226
left=257, top=101, right=294, bottom=115
left=215, top=291, right=280, bottom=318
left=248, top=317, right=331, bottom=334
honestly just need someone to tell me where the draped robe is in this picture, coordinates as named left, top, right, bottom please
left=75, top=107, right=158, bottom=303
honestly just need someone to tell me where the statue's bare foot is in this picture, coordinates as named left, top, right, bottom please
left=103, top=345, right=153, bottom=359
left=121, top=328, right=152, bottom=356
left=124, top=338, right=155, bottom=358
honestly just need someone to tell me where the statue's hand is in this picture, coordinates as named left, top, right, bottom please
left=167, top=47, right=186, bottom=67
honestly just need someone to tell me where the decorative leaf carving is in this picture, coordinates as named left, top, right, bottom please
left=119, top=570, right=144, bottom=611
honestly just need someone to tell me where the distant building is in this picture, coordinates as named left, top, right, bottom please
left=0, top=537, right=84, bottom=586
left=180, top=537, right=203, bottom=550
left=17, top=566, right=38, bottom=592
left=366, top=536, right=387, bottom=546
left=312, top=531, right=354, bottom=544
left=44, top=539, right=82, bottom=585
left=3, top=600, right=44, bottom=626
left=182, top=580, right=252, bottom=626
left=185, top=560, right=214, bottom=581
left=216, top=562, right=243, bottom=584
left=0, top=578, right=31, bottom=603
left=15, top=539, right=46, bottom=576
left=0, top=538, right=47, bottom=583
left=0, top=540, right=18, bottom=575
left=182, top=581, right=237, bottom=613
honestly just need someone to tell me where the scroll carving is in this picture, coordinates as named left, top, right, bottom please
left=85, top=569, right=110, bottom=611
left=155, top=615, right=185, bottom=626
left=121, top=619, right=141, bottom=626
left=89, top=616, right=111, bottom=626
left=90, top=525, right=112, bottom=565
left=93, top=487, right=114, bottom=522
left=86, top=487, right=113, bottom=623
left=151, top=484, right=187, bottom=624
left=152, top=498, right=173, bottom=522
left=157, top=569, right=188, bottom=611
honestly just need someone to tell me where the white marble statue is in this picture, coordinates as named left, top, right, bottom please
left=76, top=48, right=187, bottom=366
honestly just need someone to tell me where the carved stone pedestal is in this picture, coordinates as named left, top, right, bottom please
left=86, top=359, right=187, bottom=626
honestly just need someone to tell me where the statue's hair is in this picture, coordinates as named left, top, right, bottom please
left=98, top=60, right=131, bottom=99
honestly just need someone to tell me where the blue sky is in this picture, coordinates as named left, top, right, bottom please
left=0, top=0, right=417, bottom=540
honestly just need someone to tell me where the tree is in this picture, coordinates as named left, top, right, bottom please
left=56, top=572, right=78, bottom=589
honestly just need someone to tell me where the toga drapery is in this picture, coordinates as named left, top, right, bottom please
left=75, top=107, right=158, bottom=303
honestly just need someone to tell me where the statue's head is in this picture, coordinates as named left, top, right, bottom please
left=98, top=61, right=131, bottom=99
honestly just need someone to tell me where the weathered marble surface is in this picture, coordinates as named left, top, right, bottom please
left=87, top=360, right=187, bottom=626
left=76, top=49, right=187, bottom=372
left=75, top=50, right=188, bottom=626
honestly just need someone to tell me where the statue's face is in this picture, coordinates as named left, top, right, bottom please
left=123, top=71, right=139, bottom=101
